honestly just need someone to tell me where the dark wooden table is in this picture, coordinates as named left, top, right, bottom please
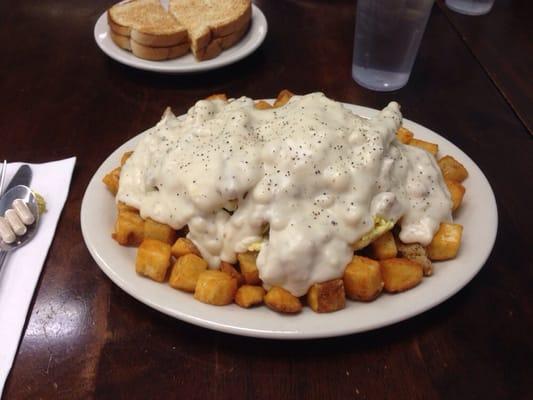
left=1, top=0, right=532, bottom=398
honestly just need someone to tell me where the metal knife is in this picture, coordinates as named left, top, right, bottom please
left=4, top=165, right=32, bottom=193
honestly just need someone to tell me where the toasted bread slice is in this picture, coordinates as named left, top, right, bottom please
left=110, top=28, right=190, bottom=60
left=109, top=30, right=132, bottom=51
left=108, top=0, right=188, bottom=48
left=170, top=0, right=251, bottom=60
left=130, top=40, right=190, bottom=61
left=194, top=24, right=249, bottom=61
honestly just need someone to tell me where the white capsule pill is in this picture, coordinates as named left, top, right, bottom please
left=13, top=199, right=35, bottom=225
left=5, top=209, right=27, bottom=236
left=0, top=216, right=16, bottom=243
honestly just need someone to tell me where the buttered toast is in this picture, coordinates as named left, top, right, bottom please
left=108, top=0, right=189, bottom=61
left=169, top=0, right=251, bottom=61
left=107, top=0, right=251, bottom=61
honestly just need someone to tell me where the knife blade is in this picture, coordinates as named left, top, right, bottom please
left=4, top=165, right=32, bottom=193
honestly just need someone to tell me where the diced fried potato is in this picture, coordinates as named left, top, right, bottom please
left=307, top=279, right=345, bottom=313
left=438, top=155, right=468, bottom=182
left=135, top=239, right=172, bottom=282
left=220, top=262, right=244, bottom=286
left=169, top=254, right=208, bottom=292
left=144, top=218, right=176, bottom=244
left=445, top=179, right=466, bottom=212
left=234, top=285, right=265, bottom=308
left=194, top=270, right=237, bottom=306
left=426, top=223, right=463, bottom=260
left=171, top=237, right=201, bottom=258
left=112, top=210, right=144, bottom=246
left=206, top=93, right=228, bottom=102
left=117, top=201, right=137, bottom=213
left=237, top=251, right=261, bottom=285
left=273, top=89, right=294, bottom=108
left=396, top=127, right=414, bottom=144
left=343, top=256, right=383, bottom=301
left=396, top=241, right=433, bottom=276
left=381, top=258, right=423, bottom=293
left=121, top=151, right=133, bottom=166
left=264, top=286, right=302, bottom=313
left=102, top=167, right=121, bottom=195
left=409, top=138, right=439, bottom=156
left=254, top=100, right=273, bottom=110
left=371, top=231, right=397, bottom=260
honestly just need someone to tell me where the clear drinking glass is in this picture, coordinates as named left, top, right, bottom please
left=445, top=0, right=495, bottom=16
left=352, top=0, right=435, bottom=91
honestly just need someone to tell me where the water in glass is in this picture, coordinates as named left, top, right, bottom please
left=352, top=0, right=434, bottom=91
left=445, top=0, right=495, bottom=16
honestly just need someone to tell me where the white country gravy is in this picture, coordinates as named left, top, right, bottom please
left=117, top=93, right=452, bottom=296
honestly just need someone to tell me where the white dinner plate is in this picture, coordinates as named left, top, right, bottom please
left=93, top=4, right=268, bottom=73
left=81, top=101, right=498, bottom=339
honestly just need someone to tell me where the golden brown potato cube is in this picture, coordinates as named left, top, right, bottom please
left=409, top=138, right=439, bottom=156
left=381, top=258, right=423, bottom=293
left=144, top=218, right=176, bottom=244
left=396, top=127, right=414, bottom=144
left=112, top=210, right=144, bottom=246
left=194, top=270, right=237, bottom=306
left=135, top=239, right=172, bottom=282
left=102, top=167, right=121, bottom=195
left=117, top=201, right=137, bottom=213
left=171, top=237, right=201, bottom=258
left=206, top=93, right=228, bottom=102
left=264, top=286, right=302, bottom=313
left=445, top=179, right=466, bottom=212
left=254, top=100, right=273, bottom=110
left=307, top=279, right=346, bottom=313
left=220, top=262, right=244, bottom=286
left=273, top=89, right=294, bottom=108
left=343, top=256, right=383, bottom=301
left=396, top=241, right=433, bottom=276
left=120, top=151, right=133, bottom=166
left=371, top=231, right=397, bottom=260
left=438, top=155, right=468, bottom=182
left=169, top=254, right=208, bottom=292
left=234, top=285, right=266, bottom=308
left=237, top=251, right=261, bottom=285
left=426, top=223, right=463, bottom=260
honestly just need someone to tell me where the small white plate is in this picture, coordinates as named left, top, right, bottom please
left=81, top=102, right=498, bottom=339
left=93, top=4, right=268, bottom=73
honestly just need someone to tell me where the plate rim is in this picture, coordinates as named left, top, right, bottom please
left=93, top=4, right=268, bottom=74
left=81, top=100, right=498, bottom=339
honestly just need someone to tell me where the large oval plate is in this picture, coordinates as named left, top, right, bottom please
left=93, top=4, right=268, bottom=74
left=81, top=102, right=498, bottom=339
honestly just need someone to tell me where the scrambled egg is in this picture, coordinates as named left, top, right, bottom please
left=247, top=241, right=263, bottom=251
left=245, top=216, right=395, bottom=252
left=352, top=216, right=394, bottom=250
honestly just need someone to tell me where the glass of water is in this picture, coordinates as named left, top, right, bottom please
left=445, top=0, right=495, bottom=16
left=352, top=0, right=434, bottom=92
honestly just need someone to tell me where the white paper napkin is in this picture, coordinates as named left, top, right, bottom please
left=0, top=157, right=76, bottom=394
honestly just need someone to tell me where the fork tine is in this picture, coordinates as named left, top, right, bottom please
left=0, top=160, right=6, bottom=196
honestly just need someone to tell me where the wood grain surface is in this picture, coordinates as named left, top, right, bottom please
left=1, top=0, right=532, bottom=399
left=439, top=0, right=533, bottom=134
